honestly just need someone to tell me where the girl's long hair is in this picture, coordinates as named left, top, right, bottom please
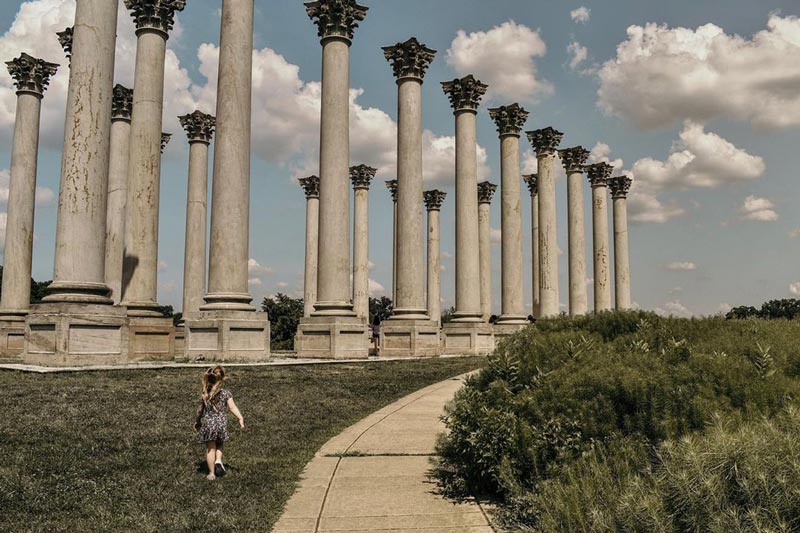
left=201, top=365, right=226, bottom=406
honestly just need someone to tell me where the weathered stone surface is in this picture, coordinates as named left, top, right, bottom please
left=586, top=163, right=614, bottom=312
left=386, top=179, right=398, bottom=303
left=184, top=310, right=270, bottom=361
left=125, top=0, right=185, bottom=35
left=488, top=103, right=529, bottom=137
left=295, top=316, right=369, bottom=360
left=299, top=176, right=320, bottom=318
left=305, top=0, right=368, bottom=41
left=178, top=110, right=215, bottom=143
left=159, top=132, right=171, bottom=153
left=382, top=37, right=436, bottom=80
left=560, top=146, right=591, bottom=316
left=608, top=175, right=633, bottom=199
left=57, top=27, right=73, bottom=64
left=523, top=173, right=539, bottom=317
left=609, top=176, right=633, bottom=310
left=424, top=190, right=445, bottom=326
left=441, top=75, right=488, bottom=111
left=350, top=165, right=375, bottom=320
left=379, top=319, right=440, bottom=358
left=441, top=322, right=495, bottom=355
left=6, top=53, right=58, bottom=96
left=477, top=182, right=496, bottom=322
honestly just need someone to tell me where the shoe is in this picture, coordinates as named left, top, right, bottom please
left=206, top=474, right=216, bottom=481
left=214, top=462, right=225, bottom=477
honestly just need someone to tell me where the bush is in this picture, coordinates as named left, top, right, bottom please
left=435, top=313, right=800, bottom=530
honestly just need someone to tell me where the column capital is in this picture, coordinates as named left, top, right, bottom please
left=5, top=53, right=58, bottom=97
left=586, top=162, right=614, bottom=188
left=299, top=175, right=320, bottom=199
left=441, top=75, right=488, bottom=113
left=423, top=189, right=446, bottom=211
left=350, top=164, right=376, bottom=190
left=608, top=175, right=633, bottom=198
left=305, top=0, right=368, bottom=43
left=57, top=27, right=73, bottom=64
left=112, top=84, right=134, bottom=121
left=558, top=146, right=590, bottom=173
left=179, top=110, right=216, bottom=144
left=477, top=181, right=497, bottom=204
left=488, top=103, right=529, bottom=137
left=382, top=37, right=436, bottom=81
left=526, top=127, right=563, bottom=156
left=385, top=179, right=398, bottom=202
left=523, top=173, right=538, bottom=195
left=124, top=0, right=186, bottom=36
left=160, top=132, right=171, bottom=153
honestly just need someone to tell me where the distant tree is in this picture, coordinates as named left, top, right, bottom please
left=441, top=306, right=456, bottom=324
left=759, top=299, right=800, bottom=320
left=369, top=296, right=393, bottom=324
left=261, top=293, right=304, bottom=350
left=725, top=306, right=759, bottom=320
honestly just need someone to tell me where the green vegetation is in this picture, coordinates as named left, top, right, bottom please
left=435, top=312, right=800, bottom=531
left=726, top=297, right=800, bottom=320
left=0, top=357, right=485, bottom=532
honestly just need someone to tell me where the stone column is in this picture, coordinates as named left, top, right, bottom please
left=442, top=75, right=488, bottom=323
left=104, top=84, right=133, bottom=304
left=424, top=190, right=446, bottom=326
left=559, top=146, right=590, bottom=316
left=350, top=165, right=375, bottom=321
left=160, top=133, right=171, bottom=152
left=0, top=54, right=58, bottom=322
left=383, top=37, right=436, bottom=320
left=295, top=0, right=370, bottom=360
left=586, top=162, right=614, bottom=312
left=609, top=175, right=633, bottom=310
left=299, top=176, right=320, bottom=318
left=385, top=179, right=398, bottom=302
left=178, top=111, right=215, bottom=316
left=489, top=104, right=528, bottom=326
left=477, top=181, right=497, bottom=322
left=526, top=127, right=563, bottom=318
left=523, top=174, right=539, bottom=317
left=121, top=0, right=185, bottom=316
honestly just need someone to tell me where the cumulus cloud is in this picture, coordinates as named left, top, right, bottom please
left=276, top=281, right=289, bottom=289
left=248, top=258, right=274, bottom=276
left=790, top=228, right=800, bottom=238
left=490, top=227, right=501, bottom=245
left=368, top=278, right=385, bottom=297
left=791, top=283, right=800, bottom=296
left=655, top=300, right=693, bottom=318
left=597, top=15, right=800, bottom=129
left=567, top=41, right=588, bottom=70
left=157, top=260, right=168, bottom=272
left=740, top=195, right=779, bottom=222
left=570, top=7, right=591, bottom=24
left=248, top=278, right=262, bottom=287
left=661, top=262, right=697, bottom=271
left=446, top=21, right=552, bottom=104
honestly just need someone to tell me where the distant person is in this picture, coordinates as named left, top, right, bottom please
left=194, top=366, right=245, bottom=481
left=527, top=315, right=536, bottom=324
left=371, top=316, right=381, bottom=354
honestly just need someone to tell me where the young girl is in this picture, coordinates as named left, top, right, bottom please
left=194, top=366, right=245, bottom=480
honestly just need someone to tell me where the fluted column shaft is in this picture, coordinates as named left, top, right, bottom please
left=203, top=0, right=255, bottom=310
left=300, top=177, right=319, bottom=318
left=567, top=169, right=588, bottom=315
left=426, top=207, right=441, bottom=326
left=592, top=184, right=612, bottom=311
left=121, top=24, right=170, bottom=314
left=613, top=196, right=631, bottom=309
left=45, top=0, right=118, bottom=304
left=499, top=135, right=525, bottom=323
left=1, top=83, right=48, bottom=315
left=537, top=153, right=559, bottom=317
left=182, top=139, right=209, bottom=315
left=523, top=177, right=540, bottom=318
left=350, top=165, right=374, bottom=321
left=478, top=197, right=492, bottom=322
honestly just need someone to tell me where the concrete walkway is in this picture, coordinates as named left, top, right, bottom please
left=273, top=374, right=494, bottom=533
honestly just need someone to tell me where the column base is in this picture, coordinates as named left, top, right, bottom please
left=184, top=310, right=270, bottom=362
left=379, top=319, right=440, bottom=358
left=390, top=307, right=431, bottom=321
left=0, top=313, right=27, bottom=359
left=295, top=315, right=369, bottom=360
left=495, top=314, right=528, bottom=326
left=123, top=300, right=165, bottom=318
left=441, top=321, right=495, bottom=356
left=128, top=316, right=175, bottom=362
left=41, top=281, right=113, bottom=305
left=493, top=323, right=529, bottom=343
left=23, top=303, right=128, bottom=366
left=450, top=311, right=484, bottom=323
left=200, top=292, right=256, bottom=312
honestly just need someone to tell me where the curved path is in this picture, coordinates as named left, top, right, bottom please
left=273, top=373, right=493, bottom=533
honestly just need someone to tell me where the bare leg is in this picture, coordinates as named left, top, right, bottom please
left=215, top=441, right=224, bottom=464
left=205, top=442, right=216, bottom=479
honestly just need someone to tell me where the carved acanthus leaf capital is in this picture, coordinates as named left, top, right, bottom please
left=299, top=175, right=320, bottom=199
left=523, top=174, right=538, bottom=195
left=179, top=110, right=216, bottom=143
left=125, top=0, right=186, bottom=35
left=526, top=127, right=564, bottom=156
left=385, top=179, right=398, bottom=202
left=488, top=103, right=529, bottom=137
left=382, top=37, right=436, bottom=80
left=160, top=133, right=171, bottom=153
left=5, top=53, right=58, bottom=96
left=558, top=146, right=590, bottom=173
left=57, top=27, right=73, bottom=64
left=112, top=84, right=133, bottom=120
left=305, top=0, right=368, bottom=42
left=423, top=189, right=446, bottom=211
left=350, top=164, right=376, bottom=189
left=586, top=162, right=614, bottom=187
left=441, top=75, right=488, bottom=112
left=477, top=181, right=498, bottom=204
left=608, top=175, right=633, bottom=198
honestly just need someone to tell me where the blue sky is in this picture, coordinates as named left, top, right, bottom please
left=0, top=0, right=799, bottom=316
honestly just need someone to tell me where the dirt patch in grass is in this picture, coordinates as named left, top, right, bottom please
left=0, top=357, right=485, bottom=532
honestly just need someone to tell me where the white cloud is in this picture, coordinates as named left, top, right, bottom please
left=158, top=279, right=177, bottom=293
left=248, top=258, right=274, bottom=276
left=490, top=227, right=501, bottom=245
left=441, top=251, right=453, bottom=260
left=717, top=303, right=733, bottom=315
left=791, top=283, right=800, bottom=296
left=368, top=278, right=385, bottom=297
left=248, top=278, right=263, bottom=287
left=0, top=169, right=55, bottom=208
left=661, top=262, right=697, bottom=271
left=570, top=7, right=591, bottom=24
left=276, top=281, right=289, bottom=289
left=157, top=260, right=168, bottom=272
left=655, top=300, right=694, bottom=318
left=740, top=195, right=778, bottom=222
left=0, top=212, right=7, bottom=252
left=446, top=20, right=552, bottom=104
left=790, top=229, right=800, bottom=238
left=597, top=15, right=800, bottom=129
left=567, top=41, right=588, bottom=70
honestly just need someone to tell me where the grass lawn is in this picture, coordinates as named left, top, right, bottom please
left=0, top=357, right=485, bottom=532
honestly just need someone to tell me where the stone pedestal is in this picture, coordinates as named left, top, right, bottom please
left=379, top=319, right=439, bottom=358
left=295, top=316, right=369, bottom=360
left=23, top=304, right=128, bottom=366
left=174, top=324, right=185, bottom=358
left=185, top=311, right=269, bottom=362
left=441, top=322, right=494, bottom=356
left=0, top=318, right=26, bottom=359
left=127, top=315, right=174, bottom=362
left=493, top=323, right=527, bottom=343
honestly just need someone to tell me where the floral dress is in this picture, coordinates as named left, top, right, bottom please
left=197, top=389, right=233, bottom=444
